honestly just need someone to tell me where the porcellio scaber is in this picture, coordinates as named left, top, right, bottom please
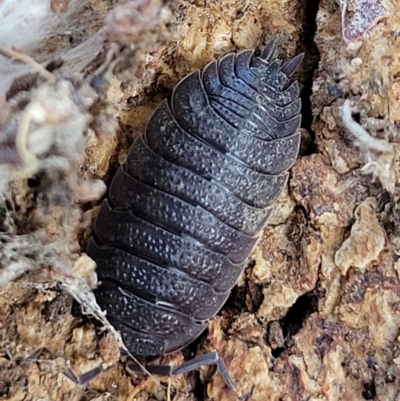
left=87, top=38, right=302, bottom=388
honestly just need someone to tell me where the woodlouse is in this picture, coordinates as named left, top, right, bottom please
left=86, top=38, right=302, bottom=389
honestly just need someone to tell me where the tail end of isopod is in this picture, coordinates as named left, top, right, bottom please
left=281, top=53, right=305, bottom=77
left=260, top=35, right=279, bottom=61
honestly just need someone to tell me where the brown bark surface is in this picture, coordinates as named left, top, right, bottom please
left=1, top=0, right=400, bottom=400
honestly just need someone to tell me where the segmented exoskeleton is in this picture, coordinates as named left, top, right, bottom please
left=87, top=38, right=302, bottom=389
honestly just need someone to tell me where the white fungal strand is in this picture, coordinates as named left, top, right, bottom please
left=340, top=99, right=398, bottom=193
left=0, top=0, right=106, bottom=93
left=340, top=100, right=394, bottom=153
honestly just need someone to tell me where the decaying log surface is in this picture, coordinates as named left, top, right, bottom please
left=1, top=0, right=400, bottom=400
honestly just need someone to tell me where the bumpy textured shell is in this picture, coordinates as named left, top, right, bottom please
left=87, top=46, right=302, bottom=357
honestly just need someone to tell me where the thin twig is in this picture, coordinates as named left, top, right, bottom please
left=0, top=46, right=56, bottom=83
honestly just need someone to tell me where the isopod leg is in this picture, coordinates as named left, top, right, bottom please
left=145, top=351, right=236, bottom=392
left=63, top=364, right=110, bottom=384
left=25, top=346, right=51, bottom=361
left=25, top=346, right=109, bottom=385
left=174, top=351, right=236, bottom=391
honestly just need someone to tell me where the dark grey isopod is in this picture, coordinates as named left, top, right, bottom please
left=86, top=38, right=303, bottom=390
